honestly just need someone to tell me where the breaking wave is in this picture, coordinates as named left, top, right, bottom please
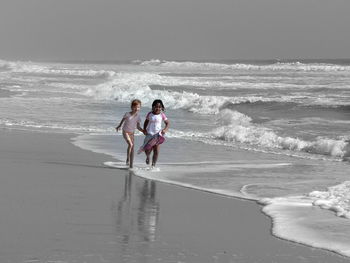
left=1, top=59, right=115, bottom=78
left=85, top=71, right=350, bottom=116
left=135, top=59, right=350, bottom=72
left=210, top=109, right=348, bottom=158
left=84, top=72, right=286, bottom=114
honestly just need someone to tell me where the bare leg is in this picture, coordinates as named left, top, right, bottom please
left=152, top=145, right=160, bottom=167
left=145, top=150, right=151, bottom=165
left=129, top=147, right=134, bottom=168
left=129, top=134, right=135, bottom=168
left=126, top=141, right=133, bottom=166
left=123, top=132, right=134, bottom=167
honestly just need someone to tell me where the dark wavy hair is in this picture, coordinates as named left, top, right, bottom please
left=152, top=99, right=165, bottom=111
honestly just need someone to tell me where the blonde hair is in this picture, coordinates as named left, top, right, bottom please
left=131, top=99, right=141, bottom=107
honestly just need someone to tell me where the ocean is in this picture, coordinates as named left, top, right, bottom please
left=1, top=58, right=350, bottom=257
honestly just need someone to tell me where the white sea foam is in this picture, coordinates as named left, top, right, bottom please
left=84, top=72, right=283, bottom=114
left=131, top=166, right=248, bottom=199
left=261, top=196, right=350, bottom=258
left=83, top=71, right=350, bottom=124
left=48, top=82, right=91, bottom=91
left=3, top=62, right=348, bottom=160
left=83, top=69, right=349, bottom=158
left=137, top=59, right=350, bottom=72
left=310, top=181, right=350, bottom=218
left=3, top=60, right=115, bottom=78
left=0, top=118, right=114, bottom=134
left=210, top=109, right=348, bottom=158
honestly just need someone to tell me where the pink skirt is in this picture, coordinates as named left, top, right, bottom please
left=138, top=133, right=165, bottom=154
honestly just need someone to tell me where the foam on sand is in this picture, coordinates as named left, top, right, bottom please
left=261, top=196, right=350, bottom=258
left=310, top=181, right=350, bottom=218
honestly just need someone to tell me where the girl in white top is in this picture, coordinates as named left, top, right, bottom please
left=143, top=99, right=170, bottom=167
left=116, top=99, right=145, bottom=168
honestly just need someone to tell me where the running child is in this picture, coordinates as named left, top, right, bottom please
left=141, top=99, right=170, bottom=167
left=115, top=99, right=145, bottom=168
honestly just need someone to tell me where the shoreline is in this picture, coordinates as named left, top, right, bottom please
left=0, top=128, right=349, bottom=263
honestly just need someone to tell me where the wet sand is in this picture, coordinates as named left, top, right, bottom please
left=0, top=129, right=348, bottom=263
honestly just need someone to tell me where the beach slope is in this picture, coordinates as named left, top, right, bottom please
left=0, top=129, right=348, bottom=263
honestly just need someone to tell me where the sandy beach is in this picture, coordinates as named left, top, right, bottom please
left=1, top=0, right=350, bottom=261
left=0, top=128, right=348, bottom=263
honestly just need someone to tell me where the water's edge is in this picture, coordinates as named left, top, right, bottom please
left=69, top=131, right=350, bottom=260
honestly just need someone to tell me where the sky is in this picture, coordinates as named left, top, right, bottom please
left=0, top=0, right=350, bottom=61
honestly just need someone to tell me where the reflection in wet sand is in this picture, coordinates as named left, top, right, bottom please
left=137, top=177, right=159, bottom=242
left=113, top=172, right=160, bottom=260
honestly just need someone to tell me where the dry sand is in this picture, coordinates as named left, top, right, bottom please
left=0, top=129, right=348, bottom=263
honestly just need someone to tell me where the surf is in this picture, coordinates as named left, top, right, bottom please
left=135, top=59, right=350, bottom=72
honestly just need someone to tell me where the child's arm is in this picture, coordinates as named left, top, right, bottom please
left=115, top=117, right=125, bottom=132
left=137, top=122, right=145, bottom=134
left=162, top=119, right=170, bottom=135
left=143, top=119, right=149, bottom=135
